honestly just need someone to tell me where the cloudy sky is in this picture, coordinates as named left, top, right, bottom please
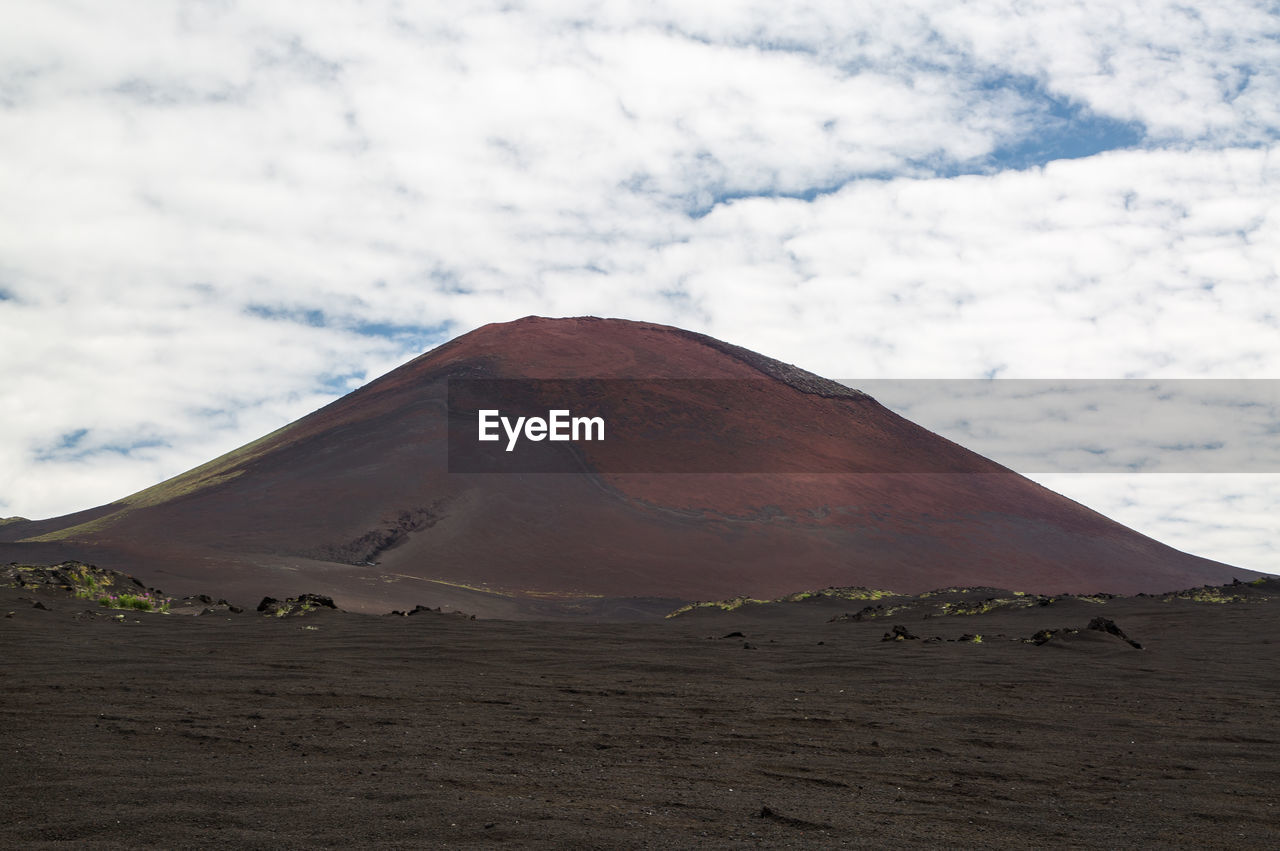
left=2, top=1, right=1277, bottom=574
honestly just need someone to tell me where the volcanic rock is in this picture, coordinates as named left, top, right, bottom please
left=257, top=594, right=338, bottom=618
left=1087, top=616, right=1143, bottom=649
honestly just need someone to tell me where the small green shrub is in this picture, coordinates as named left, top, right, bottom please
left=88, top=587, right=170, bottom=613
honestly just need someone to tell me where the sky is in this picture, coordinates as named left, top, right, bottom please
left=1, top=1, right=1278, bottom=574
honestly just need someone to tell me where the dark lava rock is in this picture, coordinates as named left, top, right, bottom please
left=1029, top=628, right=1078, bottom=646
left=1027, top=618, right=1142, bottom=649
left=755, top=805, right=831, bottom=830
left=186, top=595, right=244, bottom=615
left=1087, top=616, right=1125, bottom=637
left=830, top=604, right=885, bottom=623
left=882, top=624, right=919, bottom=642
left=257, top=594, right=339, bottom=617
left=3, top=561, right=144, bottom=594
left=1088, top=616, right=1143, bottom=649
left=397, top=605, right=475, bottom=620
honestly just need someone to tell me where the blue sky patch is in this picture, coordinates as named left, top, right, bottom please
left=245, top=304, right=328, bottom=327
left=317, top=371, right=366, bottom=394
left=53, top=429, right=87, bottom=451
left=35, top=430, right=170, bottom=463
left=967, top=74, right=1145, bottom=172
left=245, top=302, right=453, bottom=356
left=680, top=74, right=1147, bottom=219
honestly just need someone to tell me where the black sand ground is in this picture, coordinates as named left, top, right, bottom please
left=3, top=577, right=1279, bottom=848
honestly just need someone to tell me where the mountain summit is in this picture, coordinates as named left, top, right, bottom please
left=0, top=317, right=1248, bottom=615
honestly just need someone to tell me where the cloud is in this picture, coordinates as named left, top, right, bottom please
left=1028, top=474, right=1280, bottom=575
left=933, top=0, right=1280, bottom=144
left=0, top=1, right=1277, bottom=574
left=662, top=148, right=1279, bottom=383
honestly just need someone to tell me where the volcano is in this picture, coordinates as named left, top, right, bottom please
left=0, top=317, right=1250, bottom=615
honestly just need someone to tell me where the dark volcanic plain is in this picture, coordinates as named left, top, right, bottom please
left=4, top=572, right=1279, bottom=849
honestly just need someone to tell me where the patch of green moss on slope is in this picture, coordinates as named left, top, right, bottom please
left=666, top=586, right=899, bottom=618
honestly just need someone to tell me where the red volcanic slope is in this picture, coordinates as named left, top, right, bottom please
left=0, top=317, right=1252, bottom=614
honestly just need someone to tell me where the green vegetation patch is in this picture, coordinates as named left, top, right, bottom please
left=1162, top=587, right=1248, bottom=604
left=665, top=596, right=770, bottom=618
left=920, top=587, right=987, bottom=598
left=777, top=587, right=897, bottom=603
left=828, top=603, right=919, bottom=623
left=938, top=597, right=1035, bottom=617
left=666, top=586, right=900, bottom=618
left=69, top=565, right=170, bottom=612
left=4, top=562, right=171, bottom=612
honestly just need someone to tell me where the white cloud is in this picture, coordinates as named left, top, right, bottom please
left=1029, top=474, right=1280, bottom=576
left=938, top=0, right=1280, bottom=142
left=666, top=148, right=1279, bottom=382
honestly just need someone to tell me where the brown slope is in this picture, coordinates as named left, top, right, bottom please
left=0, top=316, right=1252, bottom=613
